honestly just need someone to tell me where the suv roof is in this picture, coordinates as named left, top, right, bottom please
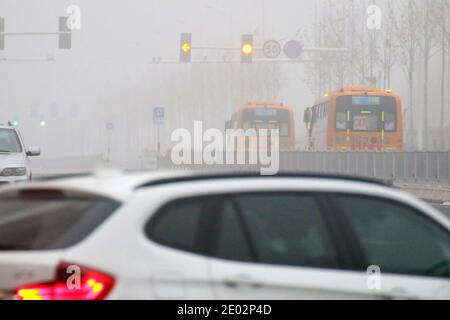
left=2, top=170, right=394, bottom=202
left=136, top=171, right=394, bottom=189
left=0, top=125, right=15, bottom=130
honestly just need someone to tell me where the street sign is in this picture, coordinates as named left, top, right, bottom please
left=153, top=107, right=165, bottom=124
left=262, top=40, right=282, bottom=59
left=283, top=40, right=303, bottom=59
left=106, top=122, right=114, bottom=131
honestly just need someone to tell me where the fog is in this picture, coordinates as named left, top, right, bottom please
left=1, top=0, right=449, bottom=171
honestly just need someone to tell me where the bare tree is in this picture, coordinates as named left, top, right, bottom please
left=395, top=0, right=421, bottom=149
left=438, top=0, right=449, bottom=149
left=377, top=0, right=399, bottom=89
left=417, top=0, right=440, bottom=150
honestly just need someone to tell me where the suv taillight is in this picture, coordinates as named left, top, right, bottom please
left=15, top=262, right=115, bottom=300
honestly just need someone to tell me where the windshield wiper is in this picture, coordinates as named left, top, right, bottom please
left=0, top=150, right=12, bottom=153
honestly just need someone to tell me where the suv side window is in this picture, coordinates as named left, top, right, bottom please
left=145, top=196, right=252, bottom=260
left=212, top=200, right=253, bottom=263
left=145, top=193, right=341, bottom=272
left=145, top=198, right=216, bottom=254
left=232, top=193, right=340, bottom=270
left=334, top=195, right=450, bottom=279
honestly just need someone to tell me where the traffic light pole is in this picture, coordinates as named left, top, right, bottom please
left=2, top=32, right=60, bottom=36
left=150, top=58, right=324, bottom=65
left=156, top=122, right=161, bottom=154
left=0, top=17, right=72, bottom=50
left=0, top=56, right=55, bottom=62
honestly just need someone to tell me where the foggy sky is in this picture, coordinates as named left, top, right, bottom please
left=0, top=1, right=447, bottom=168
left=0, top=0, right=315, bottom=166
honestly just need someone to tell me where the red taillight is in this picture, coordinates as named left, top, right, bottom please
left=15, top=262, right=115, bottom=300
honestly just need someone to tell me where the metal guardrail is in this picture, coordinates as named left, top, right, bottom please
left=30, top=154, right=105, bottom=176
left=158, top=151, right=450, bottom=186
left=279, top=151, right=450, bottom=186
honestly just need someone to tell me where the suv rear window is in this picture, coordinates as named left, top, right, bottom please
left=0, top=191, right=120, bottom=251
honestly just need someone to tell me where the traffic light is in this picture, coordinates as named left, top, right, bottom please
left=241, top=34, right=254, bottom=63
left=179, top=33, right=192, bottom=63
left=0, top=17, right=4, bottom=50
left=58, top=17, right=71, bottom=49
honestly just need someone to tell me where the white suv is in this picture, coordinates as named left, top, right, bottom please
left=0, top=171, right=449, bottom=300
left=0, top=123, right=40, bottom=184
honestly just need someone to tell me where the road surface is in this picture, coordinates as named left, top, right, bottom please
left=433, top=204, right=450, bottom=219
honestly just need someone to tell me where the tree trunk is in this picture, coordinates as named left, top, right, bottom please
left=440, top=7, right=446, bottom=150
left=423, top=0, right=431, bottom=150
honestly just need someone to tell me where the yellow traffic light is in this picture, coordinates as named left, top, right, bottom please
left=242, top=43, right=253, bottom=55
left=181, top=42, right=191, bottom=53
left=180, top=33, right=192, bottom=63
left=241, top=34, right=254, bottom=63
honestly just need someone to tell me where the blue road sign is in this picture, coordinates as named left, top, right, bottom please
left=106, top=121, right=114, bottom=131
left=283, top=40, right=303, bottom=59
left=153, top=107, right=165, bottom=124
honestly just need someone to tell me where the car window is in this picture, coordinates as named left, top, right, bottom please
left=0, top=129, right=22, bottom=153
left=145, top=197, right=220, bottom=254
left=146, top=200, right=203, bottom=253
left=334, top=195, right=450, bottom=279
left=232, top=193, right=340, bottom=270
left=0, top=191, right=120, bottom=251
left=212, top=200, right=253, bottom=263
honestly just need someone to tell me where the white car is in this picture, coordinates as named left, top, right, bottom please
left=0, top=171, right=449, bottom=300
left=0, top=123, right=40, bottom=185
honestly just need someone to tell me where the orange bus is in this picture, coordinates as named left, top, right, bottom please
left=225, top=102, right=296, bottom=151
left=304, top=87, right=403, bottom=151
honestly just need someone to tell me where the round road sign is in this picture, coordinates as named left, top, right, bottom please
left=283, top=40, right=303, bottom=59
left=262, top=40, right=282, bottom=59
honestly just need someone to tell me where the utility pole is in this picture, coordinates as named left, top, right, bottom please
left=440, top=0, right=446, bottom=150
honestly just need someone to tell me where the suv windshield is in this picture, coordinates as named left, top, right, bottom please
left=0, top=129, right=22, bottom=153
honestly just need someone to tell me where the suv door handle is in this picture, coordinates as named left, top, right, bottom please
left=223, top=275, right=264, bottom=289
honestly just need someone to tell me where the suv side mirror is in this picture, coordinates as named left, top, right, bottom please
left=26, top=147, right=41, bottom=157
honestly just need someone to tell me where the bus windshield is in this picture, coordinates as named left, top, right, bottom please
left=242, top=108, right=290, bottom=137
left=335, top=96, right=397, bottom=133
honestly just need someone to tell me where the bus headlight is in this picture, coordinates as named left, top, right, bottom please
left=1, top=167, right=27, bottom=177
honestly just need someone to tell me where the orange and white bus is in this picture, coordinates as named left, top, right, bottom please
left=304, top=87, right=403, bottom=151
left=225, top=102, right=296, bottom=151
